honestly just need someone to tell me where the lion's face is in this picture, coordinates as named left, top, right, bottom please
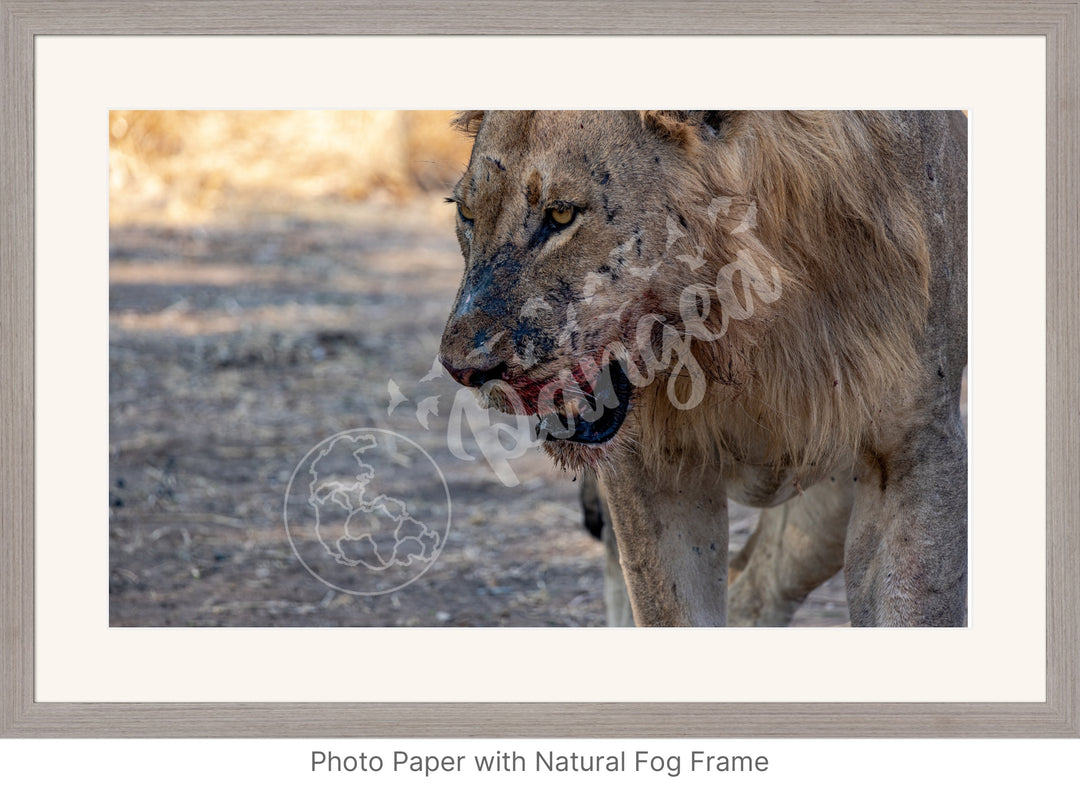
left=438, top=111, right=702, bottom=462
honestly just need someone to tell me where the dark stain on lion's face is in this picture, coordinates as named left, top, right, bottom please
left=438, top=111, right=689, bottom=448
left=439, top=109, right=940, bottom=475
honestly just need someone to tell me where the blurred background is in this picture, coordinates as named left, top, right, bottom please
left=108, top=110, right=848, bottom=627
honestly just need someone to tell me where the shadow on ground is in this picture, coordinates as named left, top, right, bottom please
left=109, top=196, right=849, bottom=627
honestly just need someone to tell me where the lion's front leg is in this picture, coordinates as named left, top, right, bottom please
left=727, top=476, right=852, bottom=627
left=598, top=457, right=729, bottom=626
left=844, top=414, right=968, bottom=626
left=578, top=472, right=634, bottom=627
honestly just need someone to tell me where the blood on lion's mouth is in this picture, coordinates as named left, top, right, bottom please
left=534, top=360, right=632, bottom=445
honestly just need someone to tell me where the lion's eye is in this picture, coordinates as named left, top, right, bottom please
left=548, top=206, right=576, bottom=227
left=458, top=203, right=475, bottom=222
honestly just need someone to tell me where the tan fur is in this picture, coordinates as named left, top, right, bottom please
left=636, top=111, right=931, bottom=476
left=440, top=110, right=967, bottom=627
left=446, top=111, right=930, bottom=478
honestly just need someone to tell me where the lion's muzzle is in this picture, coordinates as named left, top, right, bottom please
left=534, top=360, right=633, bottom=445
left=439, top=356, right=507, bottom=390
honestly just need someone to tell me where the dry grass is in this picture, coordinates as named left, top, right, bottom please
left=109, top=110, right=471, bottom=224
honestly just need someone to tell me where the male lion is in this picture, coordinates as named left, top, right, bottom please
left=439, top=111, right=967, bottom=627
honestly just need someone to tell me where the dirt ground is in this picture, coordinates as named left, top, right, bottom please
left=109, top=193, right=852, bottom=628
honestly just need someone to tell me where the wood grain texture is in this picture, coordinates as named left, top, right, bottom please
left=1045, top=0, right=1080, bottom=738
left=0, top=0, right=1073, bottom=34
left=2, top=0, right=1077, bottom=738
left=0, top=0, right=35, bottom=740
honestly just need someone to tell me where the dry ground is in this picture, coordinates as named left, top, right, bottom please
left=109, top=194, right=850, bottom=627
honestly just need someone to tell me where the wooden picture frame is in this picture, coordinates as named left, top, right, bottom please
left=2, top=0, right=1076, bottom=738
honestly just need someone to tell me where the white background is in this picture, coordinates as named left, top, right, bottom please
left=16, top=33, right=1068, bottom=791
left=36, top=35, right=1045, bottom=704
left=2, top=738, right=1076, bottom=793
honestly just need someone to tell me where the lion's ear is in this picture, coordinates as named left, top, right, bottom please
left=640, top=110, right=736, bottom=145
left=640, top=111, right=696, bottom=145
left=452, top=111, right=485, bottom=137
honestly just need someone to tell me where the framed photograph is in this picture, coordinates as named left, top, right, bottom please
left=2, top=1, right=1077, bottom=738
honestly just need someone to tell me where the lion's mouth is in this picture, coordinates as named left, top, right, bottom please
left=534, top=360, right=632, bottom=445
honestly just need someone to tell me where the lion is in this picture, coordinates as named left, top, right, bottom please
left=439, top=111, right=967, bottom=627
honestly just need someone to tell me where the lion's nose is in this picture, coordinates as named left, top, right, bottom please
left=440, top=356, right=508, bottom=389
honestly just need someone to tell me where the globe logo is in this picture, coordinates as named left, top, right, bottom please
left=284, top=428, right=451, bottom=595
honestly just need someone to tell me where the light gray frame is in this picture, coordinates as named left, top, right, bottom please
left=2, top=0, right=1076, bottom=738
